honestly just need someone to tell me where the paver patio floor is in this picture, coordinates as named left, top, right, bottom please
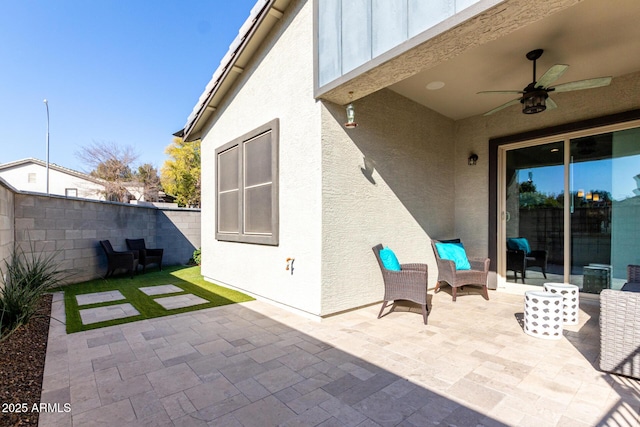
left=39, top=288, right=640, bottom=426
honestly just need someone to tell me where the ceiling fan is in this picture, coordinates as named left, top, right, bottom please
left=478, top=49, right=612, bottom=116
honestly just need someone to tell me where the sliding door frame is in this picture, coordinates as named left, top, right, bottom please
left=489, top=109, right=640, bottom=289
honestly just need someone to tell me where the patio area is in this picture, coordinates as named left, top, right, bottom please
left=39, top=288, right=639, bottom=426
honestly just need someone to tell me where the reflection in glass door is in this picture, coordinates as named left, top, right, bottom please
left=570, top=128, right=640, bottom=292
left=501, top=125, right=640, bottom=293
left=505, top=142, right=565, bottom=286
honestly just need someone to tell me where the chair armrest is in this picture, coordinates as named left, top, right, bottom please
left=436, top=258, right=457, bottom=279
left=401, top=263, right=427, bottom=273
left=111, top=251, right=136, bottom=261
left=529, top=250, right=547, bottom=260
left=468, top=257, right=490, bottom=272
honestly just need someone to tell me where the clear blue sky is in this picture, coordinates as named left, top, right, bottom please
left=0, top=0, right=257, bottom=173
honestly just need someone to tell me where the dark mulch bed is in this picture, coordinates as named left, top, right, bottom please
left=0, top=294, right=52, bottom=427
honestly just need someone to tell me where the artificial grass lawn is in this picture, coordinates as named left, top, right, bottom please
left=58, top=265, right=253, bottom=333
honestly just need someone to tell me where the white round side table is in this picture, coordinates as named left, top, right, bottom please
left=524, top=291, right=563, bottom=339
left=543, top=283, right=579, bottom=325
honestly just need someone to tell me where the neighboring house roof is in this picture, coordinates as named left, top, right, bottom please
left=0, top=158, right=104, bottom=185
left=181, top=0, right=292, bottom=141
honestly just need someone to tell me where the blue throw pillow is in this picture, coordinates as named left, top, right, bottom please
left=507, top=238, right=531, bottom=255
left=435, top=242, right=471, bottom=270
left=379, top=247, right=401, bottom=271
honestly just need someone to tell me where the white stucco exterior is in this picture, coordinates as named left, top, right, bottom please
left=200, top=0, right=324, bottom=317
left=0, top=159, right=105, bottom=200
left=190, top=0, right=640, bottom=318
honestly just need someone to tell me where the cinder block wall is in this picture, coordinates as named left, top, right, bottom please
left=156, top=209, right=201, bottom=265
left=1, top=190, right=200, bottom=284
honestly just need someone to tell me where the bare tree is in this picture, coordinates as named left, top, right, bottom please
left=76, top=141, right=139, bottom=202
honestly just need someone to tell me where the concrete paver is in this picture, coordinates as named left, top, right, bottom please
left=154, top=294, right=209, bottom=310
left=76, top=290, right=125, bottom=306
left=139, top=284, right=184, bottom=296
left=39, top=290, right=640, bottom=426
left=79, top=303, right=140, bottom=325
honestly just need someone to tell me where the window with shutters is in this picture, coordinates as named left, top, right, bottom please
left=215, top=119, right=279, bottom=245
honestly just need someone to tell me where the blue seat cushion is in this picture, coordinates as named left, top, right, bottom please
left=379, top=247, right=401, bottom=271
left=507, top=238, right=531, bottom=255
left=435, top=242, right=471, bottom=270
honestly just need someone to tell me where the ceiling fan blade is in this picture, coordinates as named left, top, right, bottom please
left=483, top=98, right=521, bottom=116
left=477, top=90, right=523, bottom=95
left=550, top=76, right=612, bottom=92
left=546, top=97, right=558, bottom=110
left=535, top=64, right=569, bottom=88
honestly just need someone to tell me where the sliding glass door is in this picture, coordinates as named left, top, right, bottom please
left=500, top=124, right=640, bottom=293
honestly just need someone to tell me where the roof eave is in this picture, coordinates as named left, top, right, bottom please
left=182, top=0, right=290, bottom=142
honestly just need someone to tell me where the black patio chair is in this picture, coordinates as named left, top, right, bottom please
left=99, top=240, right=139, bottom=278
left=126, top=238, right=163, bottom=273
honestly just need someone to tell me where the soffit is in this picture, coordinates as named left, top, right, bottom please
left=319, top=0, right=640, bottom=120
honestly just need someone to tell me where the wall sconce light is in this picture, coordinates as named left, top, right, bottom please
left=586, top=192, right=593, bottom=200
left=344, top=91, right=357, bottom=128
left=468, top=153, right=478, bottom=166
left=593, top=193, right=600, bottom=202
left=577, top=189, right=584, bottom=198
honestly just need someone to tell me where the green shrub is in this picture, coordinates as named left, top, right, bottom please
left=192, top=248, right=202, bottom=265
left=0, top=243, right=73, bottom=340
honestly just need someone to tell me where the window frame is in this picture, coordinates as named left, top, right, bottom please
left=215, top=118, right=279, bottom=245
left=65, top=188, right=78, bottom=198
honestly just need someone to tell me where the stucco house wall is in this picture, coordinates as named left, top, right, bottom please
left=320, top=89, right=455, bottom=315
left=200, top=0, right=324, bottom=317
left=0, top=160, right=105, bottom=200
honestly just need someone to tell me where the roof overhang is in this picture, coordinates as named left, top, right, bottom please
left=181, top=0, right=292, bottom=142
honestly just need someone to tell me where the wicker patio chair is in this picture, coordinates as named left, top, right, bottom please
left=99, top=240, right=139, bottom=278
left=599, top=287, right=640, bottom=379
left=126, top=238, right=163, bottom=273
left=506, top=237, right=548, bottom=283
left=431, top=239, right=490, bottom=302
left=372, top=244, right=429, bottom=324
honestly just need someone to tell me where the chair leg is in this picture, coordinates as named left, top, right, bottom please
left=378, top=300, right=390, bottom=319
left=482, top=285, right=489, bottom=300
left=434, top=281, right=441, bottom=293
left=452, top=286, right=457, bottom=302
left=421, top=304, right=428, bottom=325
left=542, top=267, right=547, bottom=279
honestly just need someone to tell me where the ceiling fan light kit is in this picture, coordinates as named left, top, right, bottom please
left=479, top=48, right=612, bottom=116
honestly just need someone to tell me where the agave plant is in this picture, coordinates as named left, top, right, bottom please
left=0, top=241, right=74, bottom=340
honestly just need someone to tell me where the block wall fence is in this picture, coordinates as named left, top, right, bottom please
left=0, top=179, right=200, bottom=284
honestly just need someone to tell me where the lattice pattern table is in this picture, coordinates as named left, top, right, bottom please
left=543, top=283, right=579, bottom=325
left=524, top=291, right=563, bottom=339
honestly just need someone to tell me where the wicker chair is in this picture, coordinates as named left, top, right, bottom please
left=372, top=244, right=429, bottom=324
left=431, top=239, right=490, bottom=302
left=126, top=238, right=163, bottom=273
left=99, top=240, right=139, bottom=278
left=506, top=237, right=548, bottom=283
left=599, top=282, right=640, bottom=379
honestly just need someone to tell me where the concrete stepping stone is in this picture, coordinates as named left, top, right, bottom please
left=139, top=284, right=183, bottom=296
left=76, top=290, right=125, bottom=306
left=153, top=294, right=208, bottom=310
left=79, top=303, right=140, bottom=325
